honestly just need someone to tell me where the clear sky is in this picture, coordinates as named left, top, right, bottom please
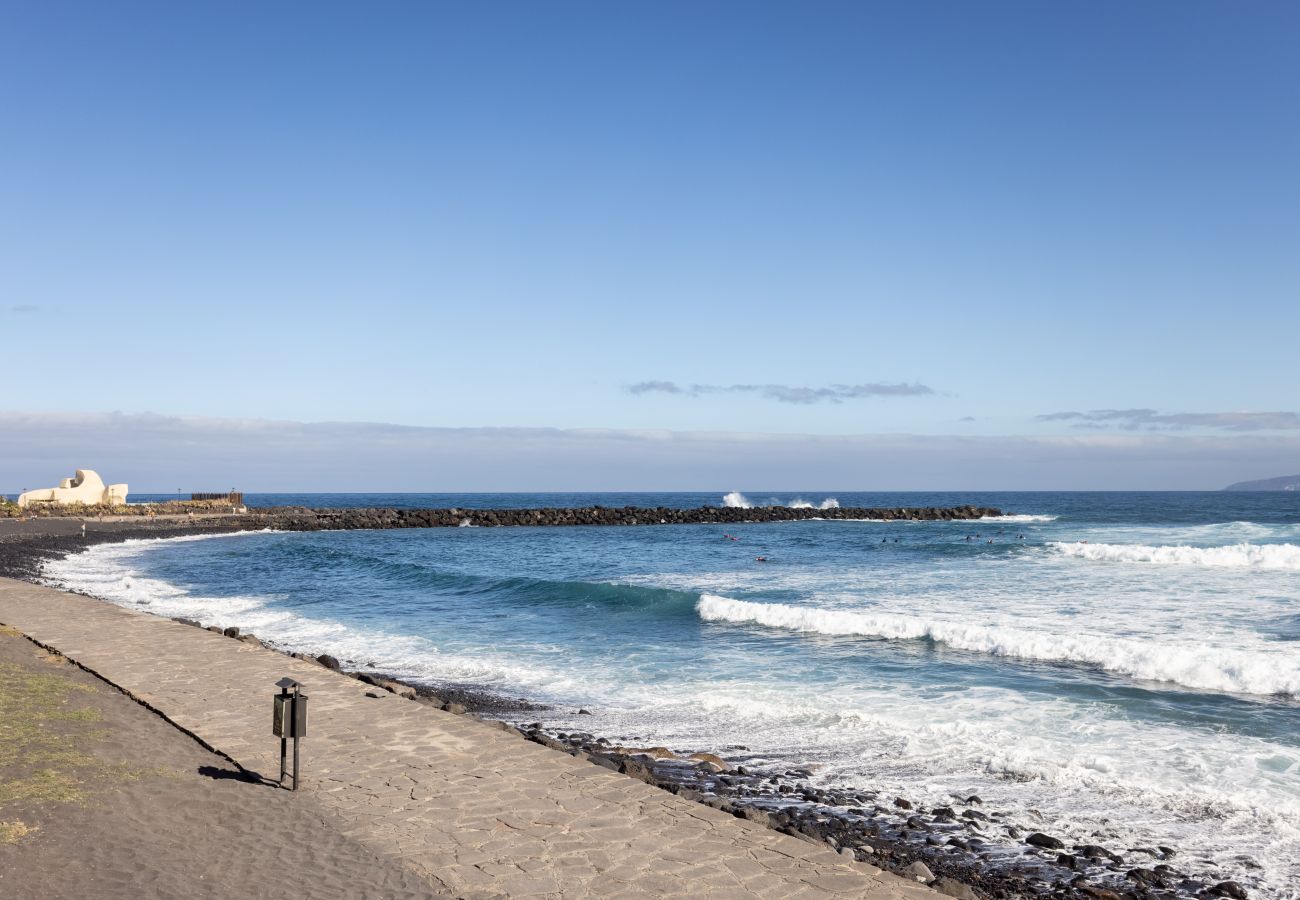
left=2, top=2, right=1298, bottom=489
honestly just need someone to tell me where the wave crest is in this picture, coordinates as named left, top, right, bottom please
left=1050, top=541, right=1300, bottom=570
left=695, top=595, right=1300, bottom=696
left=722, top=492, right=839, bottom=510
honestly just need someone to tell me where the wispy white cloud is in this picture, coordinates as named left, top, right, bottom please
left=1038, top=408, right=1300, bottom=432
left=626, top=381, right=934, bottom=404
left=3, top=410, right=1297, bottom=492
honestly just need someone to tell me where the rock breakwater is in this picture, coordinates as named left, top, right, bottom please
left=257, top=504, right=1003, bottom=531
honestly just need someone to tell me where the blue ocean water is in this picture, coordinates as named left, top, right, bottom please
left=46, top=492, right=1300, bottom=898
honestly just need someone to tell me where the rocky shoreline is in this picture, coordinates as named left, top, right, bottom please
left=0, top=516, right=1252, bottom=900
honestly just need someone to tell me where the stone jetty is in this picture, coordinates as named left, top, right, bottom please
left=260, top=504, right=1003, bottom=531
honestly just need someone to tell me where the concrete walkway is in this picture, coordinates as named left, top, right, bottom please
left=0, top=577, right=938, bottom=900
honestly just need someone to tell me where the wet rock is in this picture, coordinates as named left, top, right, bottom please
left=1077, top=845, right=1116, bottom=861
left=206, top=626, right=224, bottom=634
left=222, top=626, right=240, bottom=638
left=1126, top=867, right=1161, bottom=886
left=171, top=617, right=201, bottom=628
left=238, top=634, right=263, bottom=646
left=894, top=797, right=913, bottom=810
left=1026, top=832, right=1065, bottom=850
left=624, top=746, right=676, bottom=760
left=1074, top=885, right=1122, bottom=900
left=1056, top=853, right=1077, bottom=869
left=1209, top=882, right=1248, bottom=900
left=688, top=752, right=728, bottom=771
left=315, top=653, right=340, bottom=670
left=441, top=701, right=468, bottom=715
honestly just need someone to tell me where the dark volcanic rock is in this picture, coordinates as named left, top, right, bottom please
left=1126, top=867, right=1161, bottom=886
left=1209, top=882, right=1248, bottom=900
left=241, top=503, right=1003, bottom=533
left=1026, top=832, right=1066, bottom=850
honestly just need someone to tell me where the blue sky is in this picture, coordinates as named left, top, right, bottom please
left=2, top=2, right=1298, bottom=489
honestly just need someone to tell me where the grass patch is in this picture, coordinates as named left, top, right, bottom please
left=0, top=820, right=37, bottom=844
left=0, top=658, right=151, bottom=821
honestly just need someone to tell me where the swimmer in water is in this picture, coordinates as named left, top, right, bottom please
left=755, top=556, right=768, bottom=563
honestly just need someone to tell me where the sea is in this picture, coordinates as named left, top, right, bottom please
left=42, top=491, right=1300, bottom=898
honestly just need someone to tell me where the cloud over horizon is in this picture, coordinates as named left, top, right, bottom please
left=2, top=410, right=1296, bottom=492
left=1038, top=409, right=1300, bottom=432
left=627, top=381, right=935, bottom=404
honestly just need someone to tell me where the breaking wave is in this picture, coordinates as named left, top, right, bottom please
left=722, top=492, right=839, bottom=510
left=695, top=595, right=1300, bottom=696
left=788, top=498, right=840, bottom=510
left=1050, top=541, right=1300, bottom=570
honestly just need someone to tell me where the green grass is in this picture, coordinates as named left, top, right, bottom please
left=0, top=655, right=154, bottom=841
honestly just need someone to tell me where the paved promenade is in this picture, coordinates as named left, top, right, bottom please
left=0, top=577, right=938, bottom=900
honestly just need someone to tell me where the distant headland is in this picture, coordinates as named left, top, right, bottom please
left=1222, top=474, right=1300, bottom=491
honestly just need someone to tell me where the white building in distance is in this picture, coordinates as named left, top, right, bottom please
left=18, top=469, right=128, bottom=507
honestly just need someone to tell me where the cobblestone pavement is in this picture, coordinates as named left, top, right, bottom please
left=0, top=577, right=940, bottom=900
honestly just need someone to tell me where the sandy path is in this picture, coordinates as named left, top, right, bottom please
left=0, top=623, right=447, bottom=899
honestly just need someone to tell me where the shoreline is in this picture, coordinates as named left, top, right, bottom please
left=0, top=519, right=1254, bottom=900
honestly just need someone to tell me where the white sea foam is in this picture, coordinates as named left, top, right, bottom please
left=1051, top=540, right=1300, bottom=570
left=978, top=514, right=1058, bottom=522
left=695, top=594, right=1300, bottom=696
left=723, top=492, right=840, bottom=510
left=788, top=497, right=840, bottom=510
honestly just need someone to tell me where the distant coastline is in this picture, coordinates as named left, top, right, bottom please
left=1222, top=474, right=1300, bottom=491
